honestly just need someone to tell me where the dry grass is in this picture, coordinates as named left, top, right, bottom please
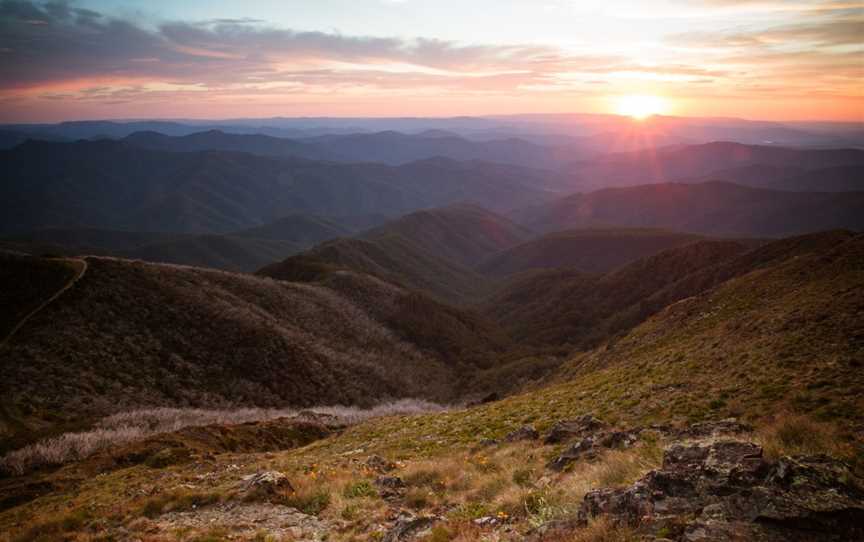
left=560, top=517, right=638, bottom=542
left=258, top=437, right=664, bottom=541
left=756, top=413, right=849, bottom=460
left=0, top=400, right=444, bottom=476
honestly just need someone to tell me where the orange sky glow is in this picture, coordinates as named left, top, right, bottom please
left=0, top=0, right=861, bottom=123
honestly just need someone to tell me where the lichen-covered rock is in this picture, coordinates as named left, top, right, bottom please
left=547, top=428, right=641, bottom=471
left=382, top=514, right=439, bottom=541
left=547, top=437, right=600, bottom=471
left=375, top=475, right=407, bottom=500
left=239, top=470, right=294, bottom=499
left=578, top=439, right=864, bottom=541
left=504, top=425, right=539, bottom=442
left=674, top=418, right=752, bottom=439
left=544, top=415, right=608, bottom=444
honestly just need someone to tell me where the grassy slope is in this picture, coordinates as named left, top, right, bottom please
left=0, top=232, right=861, bottom=542
left=2, top=231, right=861, bottom=541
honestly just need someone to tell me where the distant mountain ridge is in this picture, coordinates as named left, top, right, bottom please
left=566, top=141, right=864, bottom=190
left=259, top=204, right=532, bottom=303
left=513, top=181, right=864, bottom=236
left=476, top=228, right=706, bottom=276
left=0, top=139, right=559, bottom=235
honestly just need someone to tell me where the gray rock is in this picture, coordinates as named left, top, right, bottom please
left=578, top=438, right=864, bottom=541
left=504, top=425, right=539, bottom=442
left=382, top=514, right=439, bottom=542
left=544, top=415, right=608, bottom=444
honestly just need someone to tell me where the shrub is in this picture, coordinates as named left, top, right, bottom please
left=281, top=489, right=331, bottom=515
left=342, top=480, right=376, bottom=499
left=512, top=468, right=534, bottom=488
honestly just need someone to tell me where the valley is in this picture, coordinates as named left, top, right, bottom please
left=1, top=115, right=862, bottom=542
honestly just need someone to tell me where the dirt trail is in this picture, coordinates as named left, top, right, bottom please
left=1, top=257, right=88, bottom=348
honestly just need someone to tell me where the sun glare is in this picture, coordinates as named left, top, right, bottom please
left=615, top=95, right=668, bottom=120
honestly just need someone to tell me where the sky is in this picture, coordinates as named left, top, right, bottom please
left=0, top=0, right=862, bottom=122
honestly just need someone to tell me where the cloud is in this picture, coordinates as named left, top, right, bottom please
left=0, top=0, right=860, bottom=120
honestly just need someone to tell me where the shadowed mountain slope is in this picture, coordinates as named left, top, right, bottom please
left=514, top=181, right=864, bottom=235
left=260, top=204, right=533, bottom=303
left=124, top=129, right=577, bottom=169
left=123, top=235, right=302, bottom=273
left=476, top=228, right=705, bottom=276
left=0, top=255, right=510, bottom=446
left=568, top=141, right=864, bottom=189
left=481, top=230, right=856, bottom=352
left=2, top=215, right=356, bottom=273
left=0, top=252, right=81, bottom=341
left=0, top=140, right=554, bottom=235
left=123, top=130, right=336, bottom=161
left=232, top=214, right=353, bottom=242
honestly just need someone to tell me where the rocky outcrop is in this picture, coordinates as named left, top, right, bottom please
left=578, top=439, right=864, bottom=541
left=366, top=454, right=397, bottom=474
left=504, top=425, right=539, bottom=442
left=382, top=513, right=439, bottom=542
left=543, top=415, right=608, bottom=444
left=238, top=470, right=295, bottom=498
left=547, top=428, right=642, bottom=471
left=375, top=475, right=407, bottom=501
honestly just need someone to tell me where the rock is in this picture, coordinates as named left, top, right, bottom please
left=547, top=437, right=599, bottom=471
left=546, top=428, right=642, bottom=471
left=675, top=418, right=752, bottom=439
left=375, top=476, right=406, bottom=500
left=366, top=454, right=397, bottom=474
left=578, top=438, right=864, bottom=541
left=523, top=518, right=583, bottom=541
left=239, top=470, right=294, bottom=497
left=544, top=415, right=607, bottom=444
left=474, top=438, right=499, bottom=450
left=382, top=514, right=439, bottom=541
left=504, top=425, right=539, bottom=442
left=598, top=428, right=641, bottom=450
left=473, top=515, right=499, bottom=527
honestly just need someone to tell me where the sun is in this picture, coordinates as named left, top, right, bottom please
left=615, top=95, right=668, bottom=120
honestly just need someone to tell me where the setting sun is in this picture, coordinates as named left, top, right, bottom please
left=615, top=95, right=668, bottom=120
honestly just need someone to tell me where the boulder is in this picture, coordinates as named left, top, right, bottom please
left=544, top=415, right=607, bottom=444
left=375, top=476, right=406, bottom=500
left=366, top=455, right=397, bottom=474
left=504, top=425, right=539, bottom=442
left=578, top=439, right=864, bottom=541
left=547, top=437, right=599, bottom=471
left=238, top=471, right=294, bottom=499
left=547, top=428, right=641, bottom=471
left=675, top=418, right=752, bottom=439
left=382, top=514, right=439, bottom=541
